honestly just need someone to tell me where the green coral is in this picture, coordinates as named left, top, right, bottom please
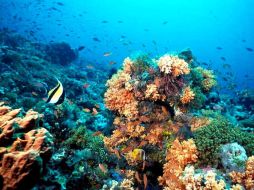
left=194, top=114, right=254, bottom=166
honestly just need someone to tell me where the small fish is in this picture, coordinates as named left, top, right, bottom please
left=135, top=172, right=142, bottom=184
left=216, top=46, right=223, bottom=50
left=95, top=104, right=100, bottom=108
left=93, top=131, right=102, bottom=136
left=92, top=108, right=98, bottom=115
left=86, top=65, right=94, bottom=69
left=56, top=2, right=64, bottom=6
left=162, top=21, right=168, bottom=25
left=92, top=37, right=101, bottom=42
left=101, top=20, right=108, bottom=23
left=223, top=63, right=231, bottom=69
left=117, top=20, right=123, bottom=23
left=78, top=46, right=85, bottom=51
left=98, top=163, right=108, bottom=173
left=83, top=83, right=90, bottom=88
left=109, top=61, right=116, bottom=65
left=246, top=47, right=253, bottom=52
left=46, top=78, right=65, bottom=105
left=143, top=174, right=148, bottom=189
left=220, top=57, right=226, bottom=61
left=103, top=52, right=112, bottom=57
left=32, top=92, right=38, bottom=96
left=83, top=108, right=91, bottom=113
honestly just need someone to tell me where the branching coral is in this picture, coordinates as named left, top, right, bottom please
left=180, top=86, right=195, bottom=104
left=157, top=55, right=190, bottom=77
left=158, top=139, right=198, bottom=189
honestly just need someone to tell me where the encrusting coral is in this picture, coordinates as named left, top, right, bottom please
left=0, top=103, right=53, bottom=190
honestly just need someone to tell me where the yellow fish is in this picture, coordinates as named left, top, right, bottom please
left=46, top=78, right=65, bottom=105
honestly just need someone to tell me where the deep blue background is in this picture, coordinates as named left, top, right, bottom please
left=1, top=0, right=253, bottom=91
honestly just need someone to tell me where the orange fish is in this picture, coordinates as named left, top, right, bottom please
left=83, top=83, right=90, bottom=88
left=92, top=108, right=98, bottom=115
left=143, top=174, right=148, bottom=189
left=109, top=61, right=116, bottom=65
left=95, top=104, right=100, bottom=108
left=83, top=108, right=91, bottom=113
left=135, top=172, right=142, bottom=184
left=113, top=149, right=121, bottom=159
left=98, top=163, right=108, bottom=174
left=93, top=131, right=102, bottom=136
left=103, top=52, right=112, bottom=57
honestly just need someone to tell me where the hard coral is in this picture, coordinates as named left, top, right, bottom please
left=157, top=55, right=190, bottom=77
left=158, top=139, right=198, bottom=189
left=0, top=103, right=53, bottom=190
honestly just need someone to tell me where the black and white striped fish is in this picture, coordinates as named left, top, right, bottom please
left=46, top=78, right=65, bottom=105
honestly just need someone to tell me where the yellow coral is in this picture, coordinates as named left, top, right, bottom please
left=157, top=55, right=190, bottom=77
left=180, top=86, right=195, bottom=104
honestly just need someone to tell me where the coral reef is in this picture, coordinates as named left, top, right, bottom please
left=0, top=103, right=53, bottom=190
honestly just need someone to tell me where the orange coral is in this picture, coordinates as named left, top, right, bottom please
left=145, top=84, right=161, bottom=101
left=230, top=156, right=254, bottom=189
left=158, top=139, right=198, bottom=189
left=157, top=55, right=190, bottom=77
left=180, top=86, right=195, bottom=104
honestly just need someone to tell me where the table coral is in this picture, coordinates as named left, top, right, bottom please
left=0, top=103, right=53, bottom=190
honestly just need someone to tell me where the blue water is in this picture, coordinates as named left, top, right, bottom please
left=1, top=0, right=254, bottom=90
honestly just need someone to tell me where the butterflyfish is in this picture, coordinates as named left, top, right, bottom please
left=46, top=78, right=65, bottom=105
